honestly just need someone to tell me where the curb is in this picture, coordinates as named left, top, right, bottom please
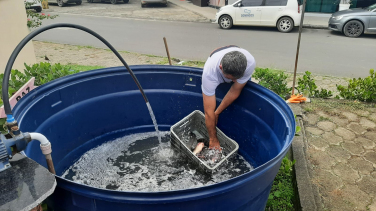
left=289, top=104, right=322, bottom=211
left=42, top=9, right=54, bottom=12
left=168, top=1, right=212, bottom=22
left=303, top=24, right=328, bottom=29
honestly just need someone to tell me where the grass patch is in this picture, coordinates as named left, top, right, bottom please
left=104, top=48, right=131, bottom=54
left=63, top=64, right=105, bottom=72
left=181, top=60, right=205, bottom=68
left=145, top=54, right=162, bottom=58
left=266, top=156, right=297, bottom=210
left=77, top=45, right=95, bottom=50
left=156, top=58, right=170, bottom=65
left=319, top=116, right=329, bottom=121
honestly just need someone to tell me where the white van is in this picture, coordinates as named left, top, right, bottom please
left=215, top=0, right=302, bottom=32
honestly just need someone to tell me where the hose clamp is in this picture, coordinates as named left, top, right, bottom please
left=40, top=142, right=52, bottom=155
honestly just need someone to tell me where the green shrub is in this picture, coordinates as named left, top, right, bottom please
left=0, top=62, right=79, bottom=105
left=336, top=69, right=376, bottom=102
left=297, top=71, right=317, bottom=97
left=297, top=71, right=332, bottom=98
left=315, top=88, right=333, bottom=99
left=253, top=68, right=291, bottom=98
left=0, top=62, right=81, bottom=133
left=266, top=157, right=296, bottom=210
left=24, top=62, right=79, bottom=86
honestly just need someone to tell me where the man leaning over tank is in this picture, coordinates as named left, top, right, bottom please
left=201, top=46, right=256, bottom=151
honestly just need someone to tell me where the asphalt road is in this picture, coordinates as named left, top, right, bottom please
left=33, top=13, right=376, bottom=78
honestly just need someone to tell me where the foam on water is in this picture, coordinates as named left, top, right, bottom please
left=62, top=132, right=254, bottom=192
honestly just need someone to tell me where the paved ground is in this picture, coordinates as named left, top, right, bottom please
left=34, top=13, right=376, bottom=78
left=33, top=41, right=172, bottom=66
left=33, top=41, right=349, bottom=95
left=45, top=0, right=208, bottom=22
left=299, top=100, right=376, bottom=211
left=46, top=0, right=333, bottom=28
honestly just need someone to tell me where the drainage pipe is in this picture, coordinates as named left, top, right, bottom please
left=28, top=133, right=55, bottom=174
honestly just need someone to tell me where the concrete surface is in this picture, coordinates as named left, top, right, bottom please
left=295, top=100, right=376, bottom=211
left=43, top=0, right=208, bottom=22
left=33, top=14, right=376, bottom=78
left=45, top=0, right=332, bottom=28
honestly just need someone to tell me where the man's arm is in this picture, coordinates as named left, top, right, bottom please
left=214, top=82, right=247, bottom=123
left=203, top=93, right=221, bottom=150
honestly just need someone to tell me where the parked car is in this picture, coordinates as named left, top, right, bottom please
left=215, top=0, right=302, bottom=32
left=141, top=0, right=168, bottom=7
left=49, top=0, right=82, bottom=7
left=328, top=3, right=376, bottom=37
left=25, top=0, right=43, bottom=12
left=87, top=0, right=129, bottom=4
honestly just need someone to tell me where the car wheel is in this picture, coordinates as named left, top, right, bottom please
left=57, top=0, right=65, bottom=6
left=277, top=17, right=293, bottom=33
left=110, top=0, right=117, bottom=4
left=219, top=15, right=233, bottom=29
left=35, top=7, right=42, bottom=12
left=123, top=0, right=129, bottom=3
left=343, top=20, right=363, bottom=38
left=76, top=0, right=82, bottom=4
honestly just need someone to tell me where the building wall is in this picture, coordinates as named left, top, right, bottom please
left=0, top=0, right=37, bottom=73
left=209, top=0, right=226, bottom=7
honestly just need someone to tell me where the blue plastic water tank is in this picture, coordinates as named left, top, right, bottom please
left=14, top=65, right=295, bottom=211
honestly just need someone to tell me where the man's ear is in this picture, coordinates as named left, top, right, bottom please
left=219, top=64, right=223, bottom=70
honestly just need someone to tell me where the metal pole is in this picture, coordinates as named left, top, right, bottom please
left=163, top=37, right=172, bottom=65
left=292, top=0, right=307, bottom=96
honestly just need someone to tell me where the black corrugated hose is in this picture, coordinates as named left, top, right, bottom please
left=2, top=23, right=149, bottom=121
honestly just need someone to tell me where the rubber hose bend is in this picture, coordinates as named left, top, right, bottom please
left=2, top=23, right=149, bottom=116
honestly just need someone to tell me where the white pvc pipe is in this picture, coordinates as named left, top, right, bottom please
left=29, top=132, right=50, bottom=146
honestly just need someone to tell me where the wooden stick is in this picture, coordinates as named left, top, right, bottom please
left=292, top=0, right=307, bottom=96
left=163, top=37, right=172, bottom=65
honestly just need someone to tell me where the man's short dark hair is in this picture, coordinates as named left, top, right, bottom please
left=221, top=51, right=247, bottom=79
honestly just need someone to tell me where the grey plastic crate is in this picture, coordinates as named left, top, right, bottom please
left=170, top=110, right=239, bottom=173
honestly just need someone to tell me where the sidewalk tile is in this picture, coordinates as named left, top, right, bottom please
left=360, top=117, right=376, bottom=129
left=357, top=175, right=376, bottom=195
left=332, top=163, right=359, bottom=184
left=335, top=127, right=356, bottom=141
left=348, top=156, right=374, bottom=175
left=323, top=132, right=343, bottom=145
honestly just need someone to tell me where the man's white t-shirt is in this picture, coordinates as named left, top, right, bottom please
left=201, top=47, right=256, bottom=96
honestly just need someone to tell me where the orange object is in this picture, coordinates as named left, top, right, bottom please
left=287, top=94, right=307, bottom=103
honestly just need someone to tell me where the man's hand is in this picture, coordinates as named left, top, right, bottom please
left=209, top=137, right=221, bottom=151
